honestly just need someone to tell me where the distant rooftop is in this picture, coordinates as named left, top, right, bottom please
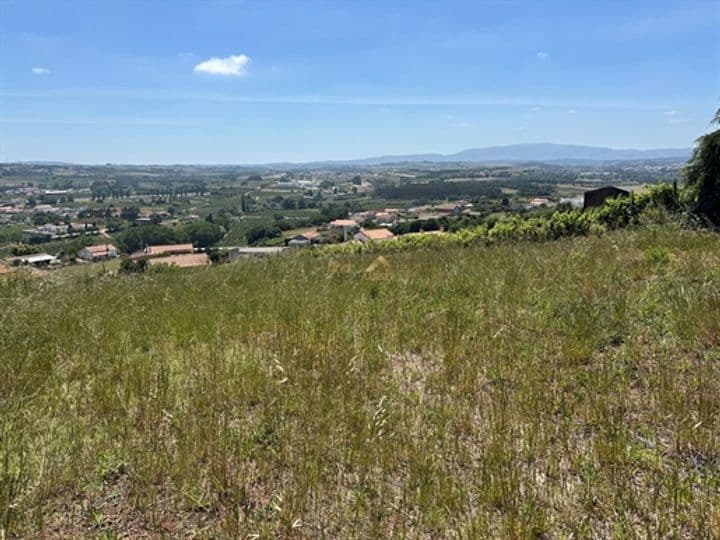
left=147, top=253, right=209, bottom=268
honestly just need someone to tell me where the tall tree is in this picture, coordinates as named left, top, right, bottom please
left=684, top=108, right=720, bottom=226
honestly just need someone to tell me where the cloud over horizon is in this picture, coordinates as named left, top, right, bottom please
left=31, top=67, right=50, bottom=75
left=193, top=54, right=251, bottom=76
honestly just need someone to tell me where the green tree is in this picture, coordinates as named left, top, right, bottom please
left=114, top=224, right=182, bottom=253
left=245, top=225, right=281, bottom=245
left=105, top=217, right=124, bottom=232
left=684, top=108, right=720, bottom=226
left=180, top=221, right=224, bottom=248
left=10, top=243, right=39, bottom=256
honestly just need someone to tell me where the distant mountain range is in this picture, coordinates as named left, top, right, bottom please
left=6, top=143, right=692, bottom=167
left=332, top=143, right=692, bottom=165
left=329, top=143, right=691, bottom=166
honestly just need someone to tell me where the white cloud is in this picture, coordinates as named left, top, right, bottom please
left=193, top=54, right=251, bottom=76
left=536, top=51, right=550, bottom=60
left=568, top=108, right=577, bottom=114
left=31, top=67, right=50, bottom=75
left=663, top=109, right=678, bottom=116
left=531, top=106, right=542, bottom=111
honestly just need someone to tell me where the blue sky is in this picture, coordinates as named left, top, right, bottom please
left=1, top=0, right=718, bottom=163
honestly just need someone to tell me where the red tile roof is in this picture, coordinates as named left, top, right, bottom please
left=147, top=253, right=209, bottom=268
left=329, top=219, right=358, bottom=228
left=84, top=244, right=116, bottom=255
left=146, top=243, right=194, bottom=255
left=358, top=228, right=395, bottom=241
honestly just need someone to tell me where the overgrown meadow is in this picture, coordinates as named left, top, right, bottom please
left=2, top=226, right=719, bottom=537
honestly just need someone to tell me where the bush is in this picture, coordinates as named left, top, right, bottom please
left=119, top=257, right=147, bottom=274
left=646, top=245, right=671, bottom=265
left=10, top=243, right=39, bottom=256
left=207, top=248, right=229, bottom=264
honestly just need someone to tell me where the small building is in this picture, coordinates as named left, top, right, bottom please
left=328, top=219, right=359, bottom=232
left=32, top=204, right=57, bottom=214
left=350, top=211, right=372, bottom=223
left=131, top=243, right=194, bottom=259
left=41, top=190, right=70, bottom=203
left=35, top=223, right=69, bottom=236
left=435, top=201, right=471, bottom=216
left=78, top=244, right=118, bottom=261
left=147, top=253, right=210, bottom=268
left=583, top=186, right=630, bottom=209
left=354, top=228, right=395, bottom=244
left=529, top=198, right=553, bottom=208
left=287, top=231, right=321, bottom=247
left=70, top=222, right=96, bottom=233
left=17, top=254, right=57, bottom=267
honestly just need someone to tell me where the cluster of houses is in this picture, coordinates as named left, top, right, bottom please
left=0, top=202, right=81, bottom=220
left=24, top=222, right=97, bottom=239
left=8, top=242, right=213, bottom=270
left=286, top=217, right=396, bottom=247
left=285, top=203, right=476, bottom=247
left=283, top=188, right=632, bottom=249
left=10, top=243, right=120, bottom=268
left=2, top=186, right=633, bottom=273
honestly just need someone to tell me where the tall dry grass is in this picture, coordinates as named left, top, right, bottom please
left=1, top=226, right=719, bottom=537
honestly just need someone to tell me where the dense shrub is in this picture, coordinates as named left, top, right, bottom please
left=118, top=257, right=147, bottom=274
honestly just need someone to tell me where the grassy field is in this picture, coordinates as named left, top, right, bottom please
left=1, top=226, right=719, bottom=537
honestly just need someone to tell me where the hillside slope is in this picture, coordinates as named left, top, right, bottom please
left=2, top=227, right=719, bottom=537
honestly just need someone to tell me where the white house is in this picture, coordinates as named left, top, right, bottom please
left=287, top=231, right=321, bottom=247
left=78, top=244, right=118, bottom=261
left=18, top=254, right=57, bottom=267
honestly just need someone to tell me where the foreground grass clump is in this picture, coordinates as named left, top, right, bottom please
left=1, top=226, right=720, bottom=537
